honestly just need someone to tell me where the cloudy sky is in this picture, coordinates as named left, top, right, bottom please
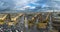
left=0, top=0, right=60, bottom=12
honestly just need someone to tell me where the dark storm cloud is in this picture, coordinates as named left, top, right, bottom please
left=0, top=0, right=15, bottom=11
left=0, top=0, right=60, bottom=13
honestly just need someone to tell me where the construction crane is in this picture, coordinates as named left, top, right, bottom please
left=0, top=14, right=7, bottom=25
left=28, top=13, right=44, bottom=28
left=43, top=12, right=51, bottom=23
left=7, top=13, right=23, bottom=26
left=28, top=13, right=38, bottom=28
left=37, top=12, right=51, bottom=29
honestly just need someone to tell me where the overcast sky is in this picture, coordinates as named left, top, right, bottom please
left=0, top=0, right=60, bottom=12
